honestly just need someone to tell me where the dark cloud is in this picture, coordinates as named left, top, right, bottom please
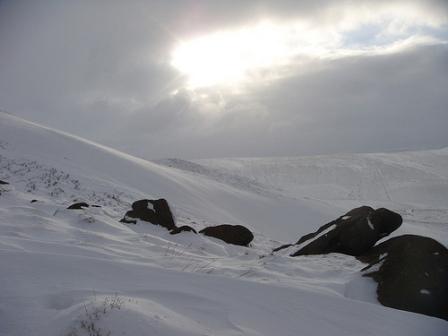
left=0, top=1, right=447, bottom=159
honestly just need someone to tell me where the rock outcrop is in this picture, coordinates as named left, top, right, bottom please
left=199, top=224, right=254, bottom=246
left=275, top=206, right=402, bottom=257
left=120, top=199, right=176, bottom=231
left=358, top=234, right=448, bottom=320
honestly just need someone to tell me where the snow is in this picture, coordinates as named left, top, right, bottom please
left=367, top=218, right=375, bottom=230
left=1, top=111, right=447, bottom=335
left=193, top=152, right=448, bottom=210
left=185, top=152, right=448, bottom=244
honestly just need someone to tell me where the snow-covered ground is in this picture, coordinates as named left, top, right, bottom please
left=1, top=111, right=447, bottom=335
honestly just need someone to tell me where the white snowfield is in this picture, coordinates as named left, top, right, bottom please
left=0, top=111, right=447, bottom=335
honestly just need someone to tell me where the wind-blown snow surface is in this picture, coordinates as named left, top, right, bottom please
left=1, top=111, right=447, bottom=335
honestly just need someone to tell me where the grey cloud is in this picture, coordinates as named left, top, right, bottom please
left=0, top=1, right=447, bottom=159
left=113, top=44, right=448, bottom=159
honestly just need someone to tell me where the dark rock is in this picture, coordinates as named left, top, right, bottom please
left=91, top=204, right=102, bottom=208
left=120, top=216, right=137, bottom=224
left=170, top=225, right=197, bottom=235
left=121, top=199, right=176, bottom=230
left=67, top=202, right=90, bottom=210
left=0, top=180, right=9, bottom=185
left=287, top=206, right=401, bottom=257
left=30, top=199, right=38, bottom=203
left=124, top=207, right=157, bottom=224
left=358, top=235, right=448, bottom=320
left=150, top=199, right=176, bottom=230
left=132, top=199, right=151, bottom=211
left=199, top=224, right=254, bottom=246
left=369, top=208, right=403, bottom=239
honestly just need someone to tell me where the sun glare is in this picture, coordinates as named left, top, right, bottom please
left=171, top=5, right=445, bottom=90
left=171, top=22, right=294, bottom=89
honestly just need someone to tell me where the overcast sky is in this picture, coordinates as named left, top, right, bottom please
left=0, top=0, right=447, bottom=159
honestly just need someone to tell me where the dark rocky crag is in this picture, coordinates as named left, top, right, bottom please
left=358, top=234, right=448, bottom=321
left=199, top=224, right=254, bottom=246
left=120, top=199, right=176, bottom=231
left=290, top=206, right=401, bottom=257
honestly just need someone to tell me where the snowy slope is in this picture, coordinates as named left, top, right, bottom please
left=186, top=152, right=448, bottom=245
left=1, top=111, right=447, bottom=335
left=0, top=112, right=337, bottom=241
left=194, top=152, right=448, bottom=209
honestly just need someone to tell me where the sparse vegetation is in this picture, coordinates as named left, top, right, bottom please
left=0, top=155, right=132, bottom=213
left=66, top=294, right=124, bottom=336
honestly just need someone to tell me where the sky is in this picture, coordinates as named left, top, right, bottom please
left=0, top=0, right=447, bottom=159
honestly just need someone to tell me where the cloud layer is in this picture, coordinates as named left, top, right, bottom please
left=0, top=0, right=447, bottom=159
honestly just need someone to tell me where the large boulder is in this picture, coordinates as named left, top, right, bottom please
left=358, top=235, right=448, bottom=320
left=199, top=224, right=254, bottom=246
left=286, top=206, right=402, bottom=257
left=120, top=199, right=176, bottom=231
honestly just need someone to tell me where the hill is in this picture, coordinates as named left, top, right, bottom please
left=1, top=111, right=447, bottom=335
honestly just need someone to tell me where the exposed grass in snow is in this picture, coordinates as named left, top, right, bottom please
left=67, top=294, right=125, bottom=336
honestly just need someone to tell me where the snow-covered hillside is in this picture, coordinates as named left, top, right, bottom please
left=1, top=111, right=447, bottom=335
left=194, top=151, right=448, bottom=209
left=167, top=150, right=448, bottom=245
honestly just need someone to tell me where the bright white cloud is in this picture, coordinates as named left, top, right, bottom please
left=171, top=2, right=447, bottom=89
left=171, top=22, right=293, bottom=88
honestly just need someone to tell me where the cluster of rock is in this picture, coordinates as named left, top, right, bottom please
left=120, top=199, right=177, bottom=230
left=120, top=199, right=254, bottom=247
left=69, top=196, right=447, bottom=320
left=274, top=205, right=448, bottom=321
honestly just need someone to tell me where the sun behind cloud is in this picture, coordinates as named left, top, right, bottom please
left=171, top=21, right=294, bottom=89
left=170, top=3, right=446, bottom=90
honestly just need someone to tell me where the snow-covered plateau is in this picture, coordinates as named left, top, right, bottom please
left=1, top=111, right=447, bottom=335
